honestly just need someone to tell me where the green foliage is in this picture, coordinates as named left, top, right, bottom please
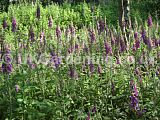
left=0, top=1, right=160, bottom=120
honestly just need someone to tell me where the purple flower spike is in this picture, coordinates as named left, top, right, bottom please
left=36, top=5, right=40, bottom=19
left=134, top=32, right=138, bottom=40
left=40, top=32, right=44, bottom=43
left=69, top=67, right=77, bottom=79
left=130, top=95, right=139, bottom=111
left=89, top=29, right=96, bottom=43
left=134, top=85, right=138, bottom=97
left=2, top=19, right=7, bottom=29
left=116, top=57, right=121, bottom=64
left=12, top=17, right=17, bottom=32
left=69, top=24, right=75, bottom=37
left=29, top=28, right=35, bottom=42
left=104, top=41, right=112, bottom=56
left=17, top=54, right=22, bottom=64
left=120, top=40, right=126, bottom=53
left=135, top=39, right=140, bottom=49
left=98, top=19, right=105, bottom=34
left=15, top=85, right=20, bottom=92
left=89, top=61, right=94, bottom=74
left=92, top=106, right=97, bottom=113
left=97, top=64, right=103, bottom=74
left=56, top=25, right=61, bottom=39
left=4, top=54, right=12, bottom=63
left=48, top=17, right=53, bottom=28
left=86, top=112, right=90, bottom=120
left=27, top=55, right=32, bottom=65
left=6, top=64, right=12, bottom=74
left=147, top=16, right=153, bottom=27
left=154, top=39, right=159, bottom=47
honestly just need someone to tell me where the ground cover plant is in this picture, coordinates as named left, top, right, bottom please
left=0, top=1, right=160, bottom=120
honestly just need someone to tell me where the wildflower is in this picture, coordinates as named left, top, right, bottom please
left=36, top=5, right=40, bottom=19
left=97, top=64, right=103, bottom=74
left=12, top=17, right=17, bottom=32
left=30, top=63, right=36, bottom=69
left=15, top=85, right=20, bottom=92
left=69, top=24, right=75, bottom=37
left=154, top=39, right=159, bottom=47
left=134, top=84, right=138, bottom=97
left=75, top=43, right=79, bottom=50
left=4, top=54, right=12, bottom=63
left=29, top=28, right=35, bottom=42
left=138, top=56, right=143, bottom=65
left=134, top=32, right=138, bottom=40
left=6, top=64, right=12, bottom=73
left=40, top=32, right=44, bottom=43
left=2, top=46, right=13, bottom=74
left=111, top=82, right=115, bottom=95
left=86, top=112, right=90, bottom=120
left=130, top=94, right=139, bottom=111
left=135, top=67, right=140, bottom=76
left=147, top=38, right=152, bottom=49
left=65, top=27, right=70, bottom=38
left=156, top=67, right=160, bottom=76
left=83, top=44, right=88, bottom=53
left=104, top=41, right=112, bottom=56
left=110, top=31, right=115, bottom=46
left=89, top=60, right=94, bottom=74
left=130, top=80, right=134, bottom=90
left=50, top=52, right=61, bottom=69
left=135, top=39, right=140, bottom=49
left=92, top=106, right=96, bottom=113
left=2, top=18, right=7, bottom=29
left=17, top=54, right=22, bottom=64
left=120, top=40, right=126, bottom=53
left=116, top=57, right=121, bottom=65
left=69, top=67, right=77, bottom=79
left=127, top=56, right=135, bottom=64
left=27, top=54, right=32, bottom=65
left=98, top=19, right=105, bottom=34
left=89, top=29, right=96, bottom=43
left=56, top=25, right=61, bottom=39
left=147, top=16, right=153, bottom=27
left=48, top=16, right=53, bottom=28
left=68, top=47, right=73, bottom=54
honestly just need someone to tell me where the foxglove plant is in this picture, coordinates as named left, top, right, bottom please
left=86, top=112, right=90, bottom=120
left=29, top=28, right=35, bottom=42
left=134, top=32, right=138, bottom=40
left=17, top=54, right=22, bottom=64
left=12, top=17, right=17, bottom=32
left=104, top=41, right=112, bottom=56
left=89, top=29, right=96, bottom=43
left=89, top=60, right=94, bottom=74
left=69, top=24, right=75, bottom=37
left=91, top=106, right=96, bottom=113
left=120, top=39, right=126, bottom=53
left=40, top=32, right=44, bottom=44
left=2, top=18, right=7, bottom=29
left=97, top=64, right=102, bottom=74
left=56, top=25, right=61, bottom=39
left=15, top=85, right=20, bottom=92
left=97, top=19, right=105, bottom=34
left=69, top=66, right=77, bottom=79
left=48, top=16, right=53, bottom=28
left=2, top=46, right=12, bottom=74
left=36, top=5, right=40, bottom=19
left=147, top=16, right=153, bottom=27
left=116, top=57, right=121, bottom=65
